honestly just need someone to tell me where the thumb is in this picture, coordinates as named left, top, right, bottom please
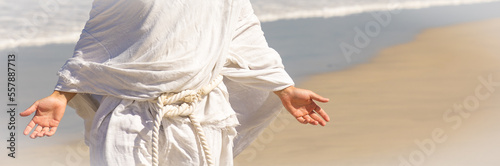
left=310, top=92, right=329, bottom=103
left=20, top=101, right=38, bottom=117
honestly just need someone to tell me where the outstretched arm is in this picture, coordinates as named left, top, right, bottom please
left=274, top=86, right=330, bottom=126
left=20, top=91, right=76, bottom=138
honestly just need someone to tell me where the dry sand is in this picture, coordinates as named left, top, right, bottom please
left=6, top=17, right=500, bottom=166
left=5, top=139, right=90, bottom=166
left=235, top=18, right=500, bottom=166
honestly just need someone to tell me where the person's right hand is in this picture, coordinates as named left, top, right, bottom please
left=20, top=91, right=75, bottom=138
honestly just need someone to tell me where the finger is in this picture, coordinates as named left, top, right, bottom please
left=303, top=115, right=318, bottom=125
left=20, top=101, right=38, bottom=117
left=296, top=117, right=307, bottom=124
left=35, top=125, right=44, bottom=137
left=309, top=111, right=326, bottom=126
left=30, top=125, right=43, bottom=139
left=314, top=105, right=330, bottom=122
left=46, top=127, right=58, bottom=137
left=39, top=127, right=50, bottom=137
left=310, top=92, right=329, bottom=103
left=24, top=120, right=36, bottom=135
left=33, top=125, right=43, bottom=138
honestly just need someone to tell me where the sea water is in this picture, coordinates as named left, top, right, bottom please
left=1, top=0, right=499, bottom=50
left=1, top=0, right=500, bottom=150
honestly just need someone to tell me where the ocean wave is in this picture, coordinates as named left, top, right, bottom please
left=0, top=0, right=90, bottom=51
left=0, top=33, right=81, bottom=51
left=255, top=0, right=500, bottom=22
left=1, top=0, right=499, bottom=50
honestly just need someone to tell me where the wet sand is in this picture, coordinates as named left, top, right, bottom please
left=4, top=7, right=500, bottom=166
left=235, top=18, right=500, bottom=166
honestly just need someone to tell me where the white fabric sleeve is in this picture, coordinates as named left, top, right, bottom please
left=222, top=0, right=294, bottom=91
left=224, top=0, right=295, bottom=157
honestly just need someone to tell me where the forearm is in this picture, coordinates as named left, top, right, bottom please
left=50, top=90, right=76, bottom=103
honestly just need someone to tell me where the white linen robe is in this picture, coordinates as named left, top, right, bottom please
left=55, top=0, right=294, bottom=165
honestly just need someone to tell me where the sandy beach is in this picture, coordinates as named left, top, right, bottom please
left=3, top=2, right=500, bottom=165
left=234, top=18, right=500, bottom=165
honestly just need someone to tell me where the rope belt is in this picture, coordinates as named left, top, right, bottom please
left=149, top=75, right=223, bottom=166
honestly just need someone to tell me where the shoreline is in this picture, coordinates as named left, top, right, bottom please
left=262, top=0, right=500, bottom=82
left=1, top=2, right=500, bottom=165
left=235, top=18, right=500, bottom=166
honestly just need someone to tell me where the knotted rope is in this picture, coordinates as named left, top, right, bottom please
left=150, top=75, right=223, bottom=166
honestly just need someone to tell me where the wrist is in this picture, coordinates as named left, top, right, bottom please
left=50, top=91, right=76, bottom=103
left=274, top=86, right=295, bottom=98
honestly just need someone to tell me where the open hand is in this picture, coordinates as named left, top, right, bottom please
left=20, top=91, right=74, bottom=138
left=275, top=86, right=330, bottom=126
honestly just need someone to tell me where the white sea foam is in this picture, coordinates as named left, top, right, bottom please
left=0, top=0, right=91, bottom=50
left=1, top=0, right=499, bottom=50
left=252, top=0, right=500, bottom=22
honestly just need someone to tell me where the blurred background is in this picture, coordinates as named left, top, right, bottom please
left=1, top=0, right=500, bottom=165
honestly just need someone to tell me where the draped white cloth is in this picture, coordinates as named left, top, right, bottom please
left=56, top=0, right=294, bottom=165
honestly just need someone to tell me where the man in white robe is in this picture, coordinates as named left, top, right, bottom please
left=20, top=0, right=330, bottom=165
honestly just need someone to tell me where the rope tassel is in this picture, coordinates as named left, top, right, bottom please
left=150, top=76, right=223, bottom=166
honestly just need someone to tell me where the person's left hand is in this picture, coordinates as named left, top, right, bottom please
left=274, top=86, right=330, bottom=126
